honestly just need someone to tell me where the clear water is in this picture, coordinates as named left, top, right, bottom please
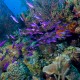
left=3, top=0, right=28, bottom=16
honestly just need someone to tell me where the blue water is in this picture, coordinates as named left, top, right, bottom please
left=3, top=0, right=28, bottom=16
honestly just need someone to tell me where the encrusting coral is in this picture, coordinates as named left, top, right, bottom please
left=1, top=61, right=31, bottom=80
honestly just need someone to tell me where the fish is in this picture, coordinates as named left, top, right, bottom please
left=34, top=14, right=41, bottom=20
left=27, top=52, right=33, bottom=56
left=31, top=23, right=37, bottom=27
left=66, top=34, right=72, bottom=37
left=16, top=43, right=24, bottom=48
left=41, top=21, right=50, bottom=26
left=38, top=32, right=43, bottom=34
left=46, top=37, right=57, bottom=43
left=56, top=21, right=61, bottom=24
left=26, top=28, right=32, bottom=31
left=26, top=2, right=34, bottom=9
left=12, top=41, right=15, bottom=48
left=3, top=62, right=9, bottom=71
left=31, top=41, right=37, bottom=46
left=18, top=28, right=22, bottom=36
left=10, top=15, right=19, bottom=23
left=35, top=44, right=40, bottom=47
left=20, top=16, right=24, bottom=21
left=10, top=34, right=15, bottom=40
left=39, top=13, right=42, bottom=16
left=0, top=40, right=6, bottom=47
left=5, top=49, right=10, bottom=54
left=32, top=29, right=35, bottom=31
left=0, top=55, right=5, bottom=61
left=46, top=39, right=51, bottom=44
left=55, top=35, right=61, bottom=38
left=6, top=35, right=10, bottom=39
left=51, top=37, right=57, bottom=42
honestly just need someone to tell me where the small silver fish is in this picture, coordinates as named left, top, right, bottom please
left=20, top=16, right=24, bottom=21
left=10, top=15, right=19, bottom=23
left=34, top=15, right=41, bottom=19
left=18, top=28, right=22, bottom=36
left=10, top=35, right=15, bottom=39
left=26, top=2, right=34, bottom=8
left=6, top=35, right=9, bottom=39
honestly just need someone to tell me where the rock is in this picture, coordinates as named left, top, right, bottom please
left=0, top=0, right=19, bottom=39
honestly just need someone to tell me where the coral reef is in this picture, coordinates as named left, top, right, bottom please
left=0, top=0, right=80, bottom=80
left=1, top=61, right=31, bottom=80
left=43, top=47, right=80, bottom=80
